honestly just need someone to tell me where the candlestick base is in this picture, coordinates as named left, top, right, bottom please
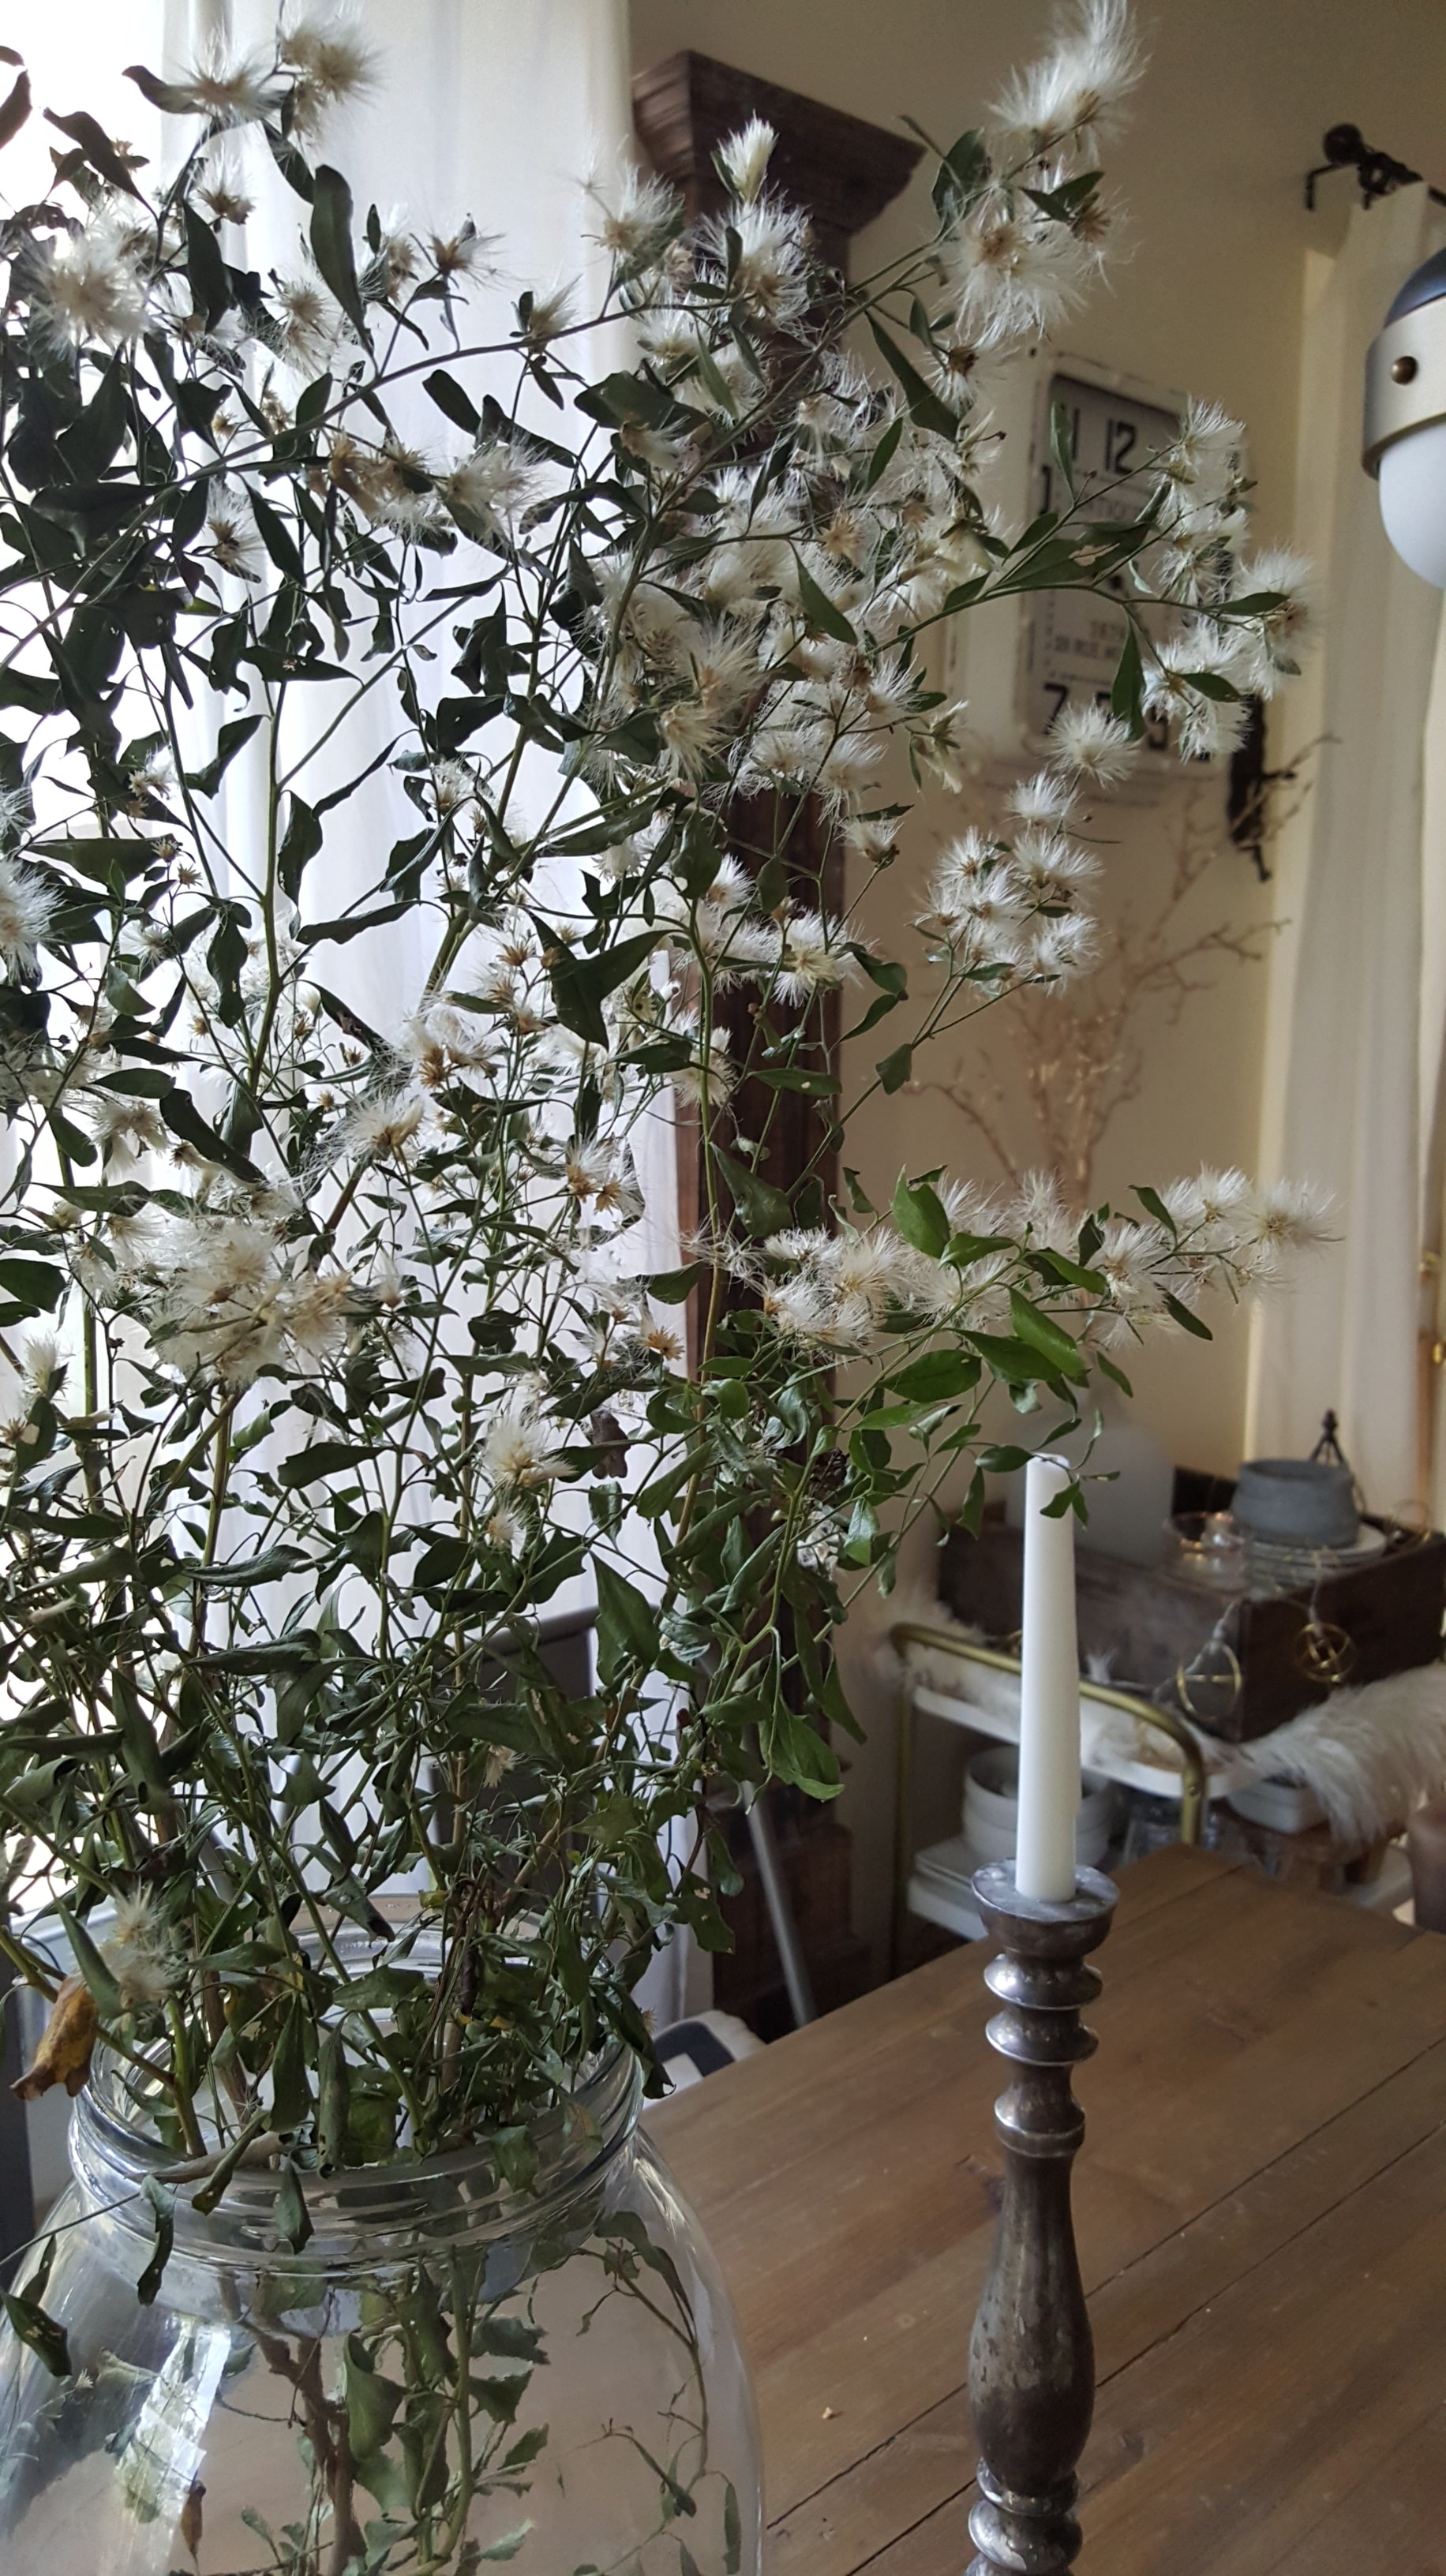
left=966, top=1863, right=1118, bottom=2576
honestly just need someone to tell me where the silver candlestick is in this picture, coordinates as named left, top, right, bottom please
left=966, top=1862, right=1119, bottom=2576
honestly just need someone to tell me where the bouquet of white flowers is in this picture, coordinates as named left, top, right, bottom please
left=0, top=6, right=1322, bottom=2567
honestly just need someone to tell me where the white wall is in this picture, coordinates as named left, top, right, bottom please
left=632, top=0, right=1446, bottom=1971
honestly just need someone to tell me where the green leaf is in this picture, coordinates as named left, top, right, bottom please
left=249, top=490, right=303, bottom=584
left=1111, top=623, right=1145, bottom=733
left=891, top=1171, right=949, bottom=1259
left=54, top=1900, right=124, bottom=2020
left=1163, top=1291, right=1212, bottom=1341
left=279, top=795, right=323, bottom=899
left=4, top=2240, right=69, bottom=2378
left=575, top=368, right=676, bottom=429
left=125, top=62, right=206, bottom=115
left=544, top=927, right=660, bottom=1046
left=183, top=204, right=230, bottom=329
left=35, top=837, right=155, bottom=884
left=931, top=126, right=989, bottom=227
left=194, top=1544, right=311, bottom=1588
left=867, top=316, right=959, bottom=441
left=275, top=1441, right=369, bottom=1489
left=1024, top=167, right=1104, bottom=224
left=1133, top=1183, right=1176, bottom=1233
left=136, top=2177, right=174, bottom=2307
left=718, top=1150, right=792, bottom=1239
left=646, top=1264, right=708, bottom=1305
left=263, top=119, right=315, bottom=201
left=965, top=1330, right=1058, bottom=1387
left=595, top=1559, right=657, bottom=1684
left=1028, top=1245, right=1108, bottom=1294
left=309, top=163, right=367, bottom=337
left=272, top=2159, right=313, bottom=2253
left=0, top=67, right=31, bottom=152
left=1096, top=1350, right=1134, bottom=1397
left=1008, top=1290, right=1088, bottom=1384
left=845, top=949, right=908, bottom=1039
left=159, top=1086, right=262, bottom=1182
left=424, top=368, right=481, bottom=437
left=185, top=713, right=263, bottom=799
left=724, top=2481, right=743, bottom=2576
left=890, top=1348, right=981, bottom=1404
left=862, top=413, right=904, bottom=490
left=345, top=2332, right=403, bottom=2454
left=876, top=1043, right=913, bottom=1094
left=0, top=1257, right=64, bottom=1314
left=43, top=106, right=140, bottom=197
left=271, top=1999, right=311, bottom=2132
left=793, top=553, right=856, bottom=645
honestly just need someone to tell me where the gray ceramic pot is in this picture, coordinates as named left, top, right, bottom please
left=1232, top=1456, right=1359, bottom=1549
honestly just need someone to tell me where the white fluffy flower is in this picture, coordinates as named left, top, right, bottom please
left=269, top=274, right=345, bottom=373
left=762, top=1222, right=947, bottom=1351
left=21, top=1332, right=65, bottom=1396
left=101, top=1890, right=181, bottom=2009
left=0, top=854, right=58, bottom=973
left=521, top=281, right=576, bottom=348
left=174, top=40, right=283, bottom=127
left=1029, top=912, right=1098, bottom=979
left=1142, top=629, right=1249, bottom=759
left=339, top=1086, right=428, bottom=1162
left=204, top=501, right=265, bottom=582
left=1007, top=769, right=1077, bottom=827
left=483, top=1406, right=568, bottom=1488
left=1093, top=1217, right=1164, bottom=1308
left=1046, top=701, right=1140, bottom=785
left=1246, top=1177, right=1334, bottom=1256
left=279, top=6, right=378, bottom=137
left=1155, top=399, right=1246, bottom=556
left=774, top=912, right=856, bottom=1003
left=703, top=199, right=811, bottom=329
left=36, top=219, right=145, bottom=357
left=589, top=161, right=680, bottom=259
left=1225, top=549, right=1317, bottom=694
left=89, top=1093, right=169, bottom=1169
left=717, top=118, right=777, bottom=204
left=440, top=440, right=543, bottom=534
left=992, top=0, right=1143, bottom=159
left=941, top=187, right=1093, bottom=350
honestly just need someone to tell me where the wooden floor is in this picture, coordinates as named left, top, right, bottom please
left=646, top=1847, right=1446, bottom=2575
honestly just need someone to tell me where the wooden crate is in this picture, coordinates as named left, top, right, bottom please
left=938, top=1514, right=1446, bottom=1744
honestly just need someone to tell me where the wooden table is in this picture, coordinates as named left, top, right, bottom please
left=646, top=1848, right=1446, bottom=2574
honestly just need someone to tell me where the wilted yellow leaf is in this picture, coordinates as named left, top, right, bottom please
left=13, top=1976, right=99, bottom=2101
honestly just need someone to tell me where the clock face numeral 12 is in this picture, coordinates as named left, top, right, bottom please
left=1020, top=372, right=1182, bottom=751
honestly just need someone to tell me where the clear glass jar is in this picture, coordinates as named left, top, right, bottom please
left=0, top=2045, right=761, bottom=2575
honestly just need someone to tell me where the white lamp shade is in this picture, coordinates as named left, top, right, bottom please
left=1379, top=420, right=1446, bottom=588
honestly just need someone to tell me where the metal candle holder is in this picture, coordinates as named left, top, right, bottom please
left=966, top=1862, right=1119, bottom=2576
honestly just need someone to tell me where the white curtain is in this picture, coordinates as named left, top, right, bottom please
left=1248, top=185, right=1446, bottom=1515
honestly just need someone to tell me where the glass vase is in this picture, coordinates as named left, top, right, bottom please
left=0, top=2044, right=761, bottom=2575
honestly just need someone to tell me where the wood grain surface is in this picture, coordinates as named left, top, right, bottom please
left=645, top=1848, right=1446, bottom=2576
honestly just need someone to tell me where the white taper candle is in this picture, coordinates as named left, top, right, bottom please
left=1015, top=1451, right=1081, bottom=1901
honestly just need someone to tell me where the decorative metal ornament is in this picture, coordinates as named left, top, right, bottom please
left=1295, top=1616, right=1356, bottom=1688
left=966, top=1863, right=1119, bottom=2576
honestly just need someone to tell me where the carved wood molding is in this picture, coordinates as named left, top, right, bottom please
left=632, top=50, right=922, bottom=275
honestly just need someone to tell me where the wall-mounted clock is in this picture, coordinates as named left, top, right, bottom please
left=1017, top=369, right=1182, bottom=752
